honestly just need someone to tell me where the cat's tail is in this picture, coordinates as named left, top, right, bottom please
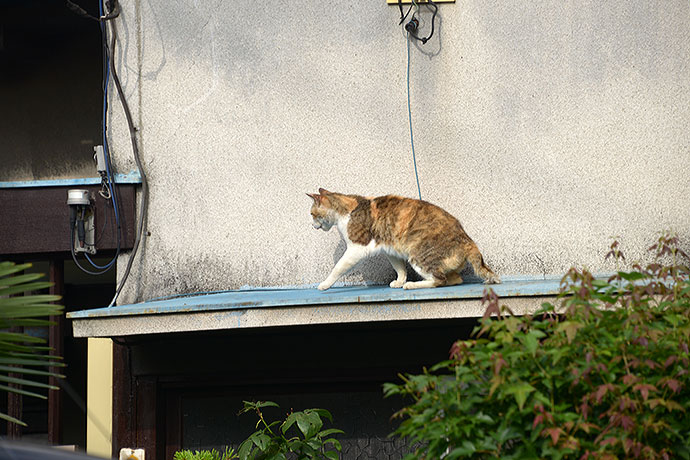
left=468, top=249, right=501, bottom=284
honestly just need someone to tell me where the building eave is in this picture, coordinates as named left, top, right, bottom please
left=67, top=277, right=565, bottom=337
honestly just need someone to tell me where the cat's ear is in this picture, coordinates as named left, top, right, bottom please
left=318, top=188, right=332, bottom=195
left=307, top=193, right=321, bottom=204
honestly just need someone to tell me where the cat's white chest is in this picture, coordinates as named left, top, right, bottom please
left=335, top=216, right=351, bottom=243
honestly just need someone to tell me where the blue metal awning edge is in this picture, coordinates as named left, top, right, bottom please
left=0, top=170, right=142, bottom=189
left=67, top=276, right=569, bottom=320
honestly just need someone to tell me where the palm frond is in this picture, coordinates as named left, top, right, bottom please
left=0, top=261, right=64, bottom=426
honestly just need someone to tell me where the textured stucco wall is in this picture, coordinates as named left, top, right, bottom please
left=109, top=0, right=690, bottom=304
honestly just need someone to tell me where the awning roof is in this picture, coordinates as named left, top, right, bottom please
left=67, top=277, right=564, bottom=337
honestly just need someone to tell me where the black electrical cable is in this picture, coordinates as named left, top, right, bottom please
left=64, top=0, right=99, bottom=21
left=62, top=0, right=134, bottom=286
left=397, top=0, right=414, bottom=25
left=70, top=223, right=113, bottom=276
left=94, top=196, right=111, bottom=245
left=85, top=190, right=122, bottom=270
left=107, top=17, right=149, bottom=308
left=98, top=0, right=122, bottom=250
left=102, top=1, right=121, bottom=21
left=402, top=0, right=438, bottom=45
left=69, top=0, right=122, bottom=275
left=421, top=0, right=438, bottom=44
left=64, top=0, right=120, bottom=21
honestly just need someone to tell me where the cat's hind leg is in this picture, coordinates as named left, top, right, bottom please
left=387, top=254, right=407, bottom=288
left=444, top=272, right=464, bottom=286
left=403, top=263, right=446, bottom=290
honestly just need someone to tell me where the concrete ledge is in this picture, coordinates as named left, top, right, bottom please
left=70, top=295, right=555, bottom=337
left=68, top=278, right=563, bottom=337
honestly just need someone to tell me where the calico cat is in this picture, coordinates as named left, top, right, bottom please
left=307, top=188, right=500, bottom=290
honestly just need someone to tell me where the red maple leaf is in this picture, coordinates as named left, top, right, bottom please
left=600, top=437, right=618, bottom=447
left=620, top=415, right=634, bottom=431
left=621, top=374, right=638, bottom=386
left=595, top=383, right=614, bottom=403
left=532, top=414, right=544, bottom=429
left=664, top=378, right=682, bottom=393
left=543, top=427, right=563, bottom=445
left=633, top=383, right=657, bottom=401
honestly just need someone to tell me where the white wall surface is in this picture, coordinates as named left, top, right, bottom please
left=109, top=0, right=690, bottom=304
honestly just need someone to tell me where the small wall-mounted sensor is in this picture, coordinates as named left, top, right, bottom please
left=94, top=145, right=107, bottom=175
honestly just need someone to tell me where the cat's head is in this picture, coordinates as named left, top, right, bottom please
left=307, top=188, right=338, bottom=231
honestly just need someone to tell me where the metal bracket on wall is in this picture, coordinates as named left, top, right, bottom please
left=68, top=189, right=97, bottom=255
left=73, top=206, right=96, bottom=255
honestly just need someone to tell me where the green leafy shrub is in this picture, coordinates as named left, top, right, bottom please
left=173, top=401, right=344, bottom=460
left=173, top=447, right=237, bottom=460
left=385, top=234, right=690, bottom=459
left=237, top=401, right=343, bottom=460
left=0, top=261, right=64, bottom=426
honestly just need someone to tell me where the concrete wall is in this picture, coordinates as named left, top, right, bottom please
left=110, top=0, right=690, bottom=303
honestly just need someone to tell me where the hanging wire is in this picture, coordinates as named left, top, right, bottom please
left=400, top=0, right=438, bottom=45
left=406, top=32, right=422, bottom=200
left=66, top=0, right=147, bottom=298
left=414, top=0, right=437, bottom=45
left=69, top=0, right=122, bottom=274
left=106, top=10, right=150, bottom=307
left=70, top=224, right=112, bottom=276
left=412, top=0, right=421, bottom=17
left=64, top=0, right=119, bottom=21
left=397, top=0, right=413, bottom=24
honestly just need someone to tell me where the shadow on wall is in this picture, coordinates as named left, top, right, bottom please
left=330, top=239, right=404, bottom=286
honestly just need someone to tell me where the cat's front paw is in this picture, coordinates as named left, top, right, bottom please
left=318, top=281, right=332, bottom=291
left=484, top=275, right=501, bottom=284
left=389, top=280, right=405, bottom=288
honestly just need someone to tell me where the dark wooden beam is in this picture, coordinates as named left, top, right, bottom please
left=112, top=340, right=135, bottom=458
left=165, top=391, right=182, bottom=460
left=48, top=259, right=65, bottom=445
left=131, top=376, right=157, bottom=460
left=0, top=185, right=136, bottom=256
left=136, top=376, right=158, bottom=460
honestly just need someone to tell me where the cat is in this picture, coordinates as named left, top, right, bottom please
left=307, top=188, right=501, bottom=290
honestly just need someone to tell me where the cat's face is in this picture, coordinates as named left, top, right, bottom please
left=307, top=191, right=336, bottom=231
